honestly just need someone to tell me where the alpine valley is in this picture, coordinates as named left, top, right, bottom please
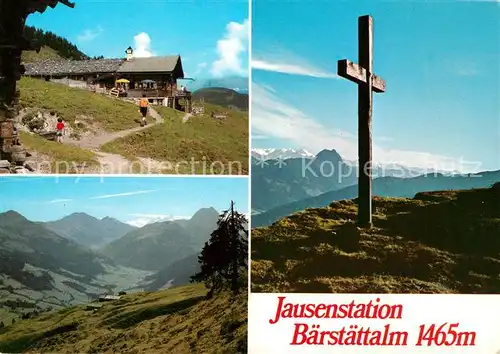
left=0, top=207, right=220, bottom=323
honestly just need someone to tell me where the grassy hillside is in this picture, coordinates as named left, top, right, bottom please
left=102, top=104, right=249, bottom=174
left=20, top=132, right=99, bottom=173
left=17, top=78, right=248, bottom=174
left=23, top=26, right=89, bottom=61
left=21, top=46, right=62, bottom=63
left=19, top=77, right=143, bottom=132
left=193, top=88, right=248, bottom=111
left=252, top=183, right=500, bottom=294
left=0, top=284, right=247, bottom=354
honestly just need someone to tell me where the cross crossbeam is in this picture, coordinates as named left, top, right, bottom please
left=337, top=15, right=386, bottom=228
left=337, top=60, right=386, bottom=93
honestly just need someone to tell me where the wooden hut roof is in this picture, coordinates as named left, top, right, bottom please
left=117, top=55, right=184, bottom=78
left=23, top=55, right=185, bottom=78
left=24, top=58, right=124, bottom=76
left=24, top=0, right=75, bottom=15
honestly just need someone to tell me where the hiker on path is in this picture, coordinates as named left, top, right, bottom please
left=139, top=94, right=149, bottom=126
left=56, top=118, right=65, bottom=143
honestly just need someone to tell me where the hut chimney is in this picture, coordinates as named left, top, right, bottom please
left=125, top=46, right=133, bottom=61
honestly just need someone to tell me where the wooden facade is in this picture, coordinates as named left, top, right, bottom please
left=0, top=0, right=75, bottom=169
left=23, top=54, right=192, bottom=112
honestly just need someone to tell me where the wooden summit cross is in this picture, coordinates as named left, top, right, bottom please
left=338, top=15, right=386, bottom=228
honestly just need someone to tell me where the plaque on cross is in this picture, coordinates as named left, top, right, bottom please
left=338, top=15, right=386, bottom=228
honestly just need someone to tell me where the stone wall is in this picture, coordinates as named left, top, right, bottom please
left=0, top=2, right=28, bottom=173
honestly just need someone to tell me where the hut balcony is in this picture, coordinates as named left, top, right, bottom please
left=126, top=88, right=191, bottom=99
left=127, top=88, right=170, bottom=99
left=175, top=90, right=192, bottom=98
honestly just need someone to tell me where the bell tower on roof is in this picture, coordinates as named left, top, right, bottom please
left=125, top=46, right=133, bottom=61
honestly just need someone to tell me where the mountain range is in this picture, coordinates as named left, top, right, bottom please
left=102, top=207, right=219, bottom=272
left=251, top=148, right=315, bottom=161
left=192, top=87, right=248, bottom=111
left=42, top=213, right=136, bottom=248
left=253, top=170, right=500, bottom=227
left=251, top=148, right=462, bottom=176
left=0, top=207, right=220, bottom=321
left=251, top=148, right=500, bottom=226
left=252, top=149, right=357, bottom=212
left=187, top=76, right=248, bottom=93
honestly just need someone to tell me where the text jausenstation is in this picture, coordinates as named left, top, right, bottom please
left=268, top=296, right=477, bottom=347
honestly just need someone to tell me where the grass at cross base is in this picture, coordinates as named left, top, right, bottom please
left=18, top=77, right=145, bottom=132
left=101, top=104, right=249, bottom=175
left=20, top=132, right=99, bottom=173
left=251, top=184, right=500, bottom=294
left=0, top=283, right=247, bottom=354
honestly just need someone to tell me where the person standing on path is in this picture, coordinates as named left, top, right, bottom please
left=139, top=94, right=149, bottom=126
left=56, top=118, right=65, bottom=143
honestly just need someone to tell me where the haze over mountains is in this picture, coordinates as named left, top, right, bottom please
left=0, top=207, right=220, bottom=321
left=251, top=148, right=500, bottom=226
left=102, top=207, right=219, bottom=271
left=251, top=148, right=463, bottom=176
left=43, top=213, right=136, bottom=248
left=252, top=148, right=315, bottom=161
left=187, top=76, right=249, bottom=93
left=192, top=87, right=248, bottom=111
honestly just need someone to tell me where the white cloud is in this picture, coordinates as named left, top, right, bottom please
left=133, top=32, right=154, bottom=58
left=77, top=26, right=103, bottom=42
left=252, top=82, right=356, bottom=155
left=252, top=59, right=338, bottom=79
left=48, top=199, right=72, bottom=204
left=126, top=213, right=189, bottom=228
left=252, top=82, right=479, bottom=172
left=211, top=19, right=249, bottom=77
left=252, top=48, right=338, bottom=78
left=377, top=136, right=395, bottom=142
left=0, top=177, right=46, bottom=184
left=252, top=134, right=270, bottom=140
left=192, top=62, right=207, bottom=77
left=90, top=190, right=158, bottom=200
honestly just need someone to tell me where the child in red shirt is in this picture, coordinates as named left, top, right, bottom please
left=56, top=118, right=64, bottom=143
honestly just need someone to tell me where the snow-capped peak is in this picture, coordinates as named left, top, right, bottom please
left=251, top=148, right=315, bottom=160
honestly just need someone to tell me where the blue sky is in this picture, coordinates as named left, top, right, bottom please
left=27, top=0, right=249, bottom=80
left=252, top=0, right=500, bottom=172
left=0, top=176, right=248, bottom=226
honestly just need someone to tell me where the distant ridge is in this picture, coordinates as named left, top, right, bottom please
left=253, top=170, right=500, bottom=227
left=42, top=212, right=136, bottom=248
left=102, top=207, right=220, bottom=271
left=193, top=87, right=248, bottom=111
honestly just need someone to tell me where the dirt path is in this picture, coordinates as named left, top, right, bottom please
left=91, top=152, right=135, bottom=174
left=149, top=107, right=163, bottom=123
left=65, top=107, right=165, bottom=173
left=68, top=107, right=163, bottom=150
left=35, top=106, right=192, bottom=174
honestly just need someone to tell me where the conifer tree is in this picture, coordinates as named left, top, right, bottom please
left=191, top=201, right=248, bottom=297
